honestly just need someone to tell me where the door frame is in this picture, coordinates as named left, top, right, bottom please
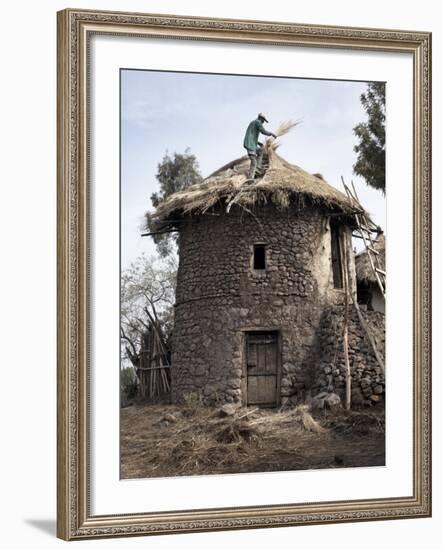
left=242, top=329, right=282, bottom=408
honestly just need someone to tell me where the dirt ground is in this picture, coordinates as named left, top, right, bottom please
left=120, top=399, right=385, bottom=479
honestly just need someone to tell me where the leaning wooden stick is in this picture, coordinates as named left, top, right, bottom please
left=343, top=233, right=352, bottom=411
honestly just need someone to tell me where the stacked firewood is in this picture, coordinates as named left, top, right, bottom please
left=137, top=323, right=171, bottom=399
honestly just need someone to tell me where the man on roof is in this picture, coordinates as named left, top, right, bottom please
left=243, top=113, right=277, bottom=181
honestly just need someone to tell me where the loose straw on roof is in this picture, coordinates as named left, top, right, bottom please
left=149, top=121, right=361, bottom=227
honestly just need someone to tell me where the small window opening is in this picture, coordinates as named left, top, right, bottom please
left=330, top=222, right=343, bottom=289
left=253, top=244, right=266, bottom=270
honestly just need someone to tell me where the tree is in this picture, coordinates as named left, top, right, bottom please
left=353, top=83, right=386, bottom=194
left=146, top=149, right=202, bottom=257
left=120, top=253, right=177, bottom=370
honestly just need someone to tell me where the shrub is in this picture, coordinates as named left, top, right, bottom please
left=121, top=367, right=138, bottom=406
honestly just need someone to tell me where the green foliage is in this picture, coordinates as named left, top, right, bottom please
left=353, top=83, right=386, bottom=194
left=146, top=149, right=202, bottom=257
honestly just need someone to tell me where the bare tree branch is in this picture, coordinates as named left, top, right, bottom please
left=120, top=326, right=139, bottom=366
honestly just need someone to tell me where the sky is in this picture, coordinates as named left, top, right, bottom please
left=121, top=69, right=386, bottom=270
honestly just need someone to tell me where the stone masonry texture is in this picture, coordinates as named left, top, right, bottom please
left=170, top=204, right=384, bottom=406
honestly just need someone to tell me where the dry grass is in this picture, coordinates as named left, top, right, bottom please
left=121, top=401, right=385, bottom=479
left=149, top=122, right=360, bottom=229
left=324, top=409, right=385, bottom=436
left=264, top=119, right=302, bottom=153
left=247, top=405, right=326, bottom=434
left=150, top=152, right=357, bottom=227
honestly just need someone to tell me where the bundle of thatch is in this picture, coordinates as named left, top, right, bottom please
left=264, top=119, right=302, bottom=153
left=355, top=234, right=385, bottom=284
left=150, top=148, right=360, bottom=230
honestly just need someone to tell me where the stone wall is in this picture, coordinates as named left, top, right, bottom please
left=171, top=205, right=356, bottom=405
left=312, top=305, right=385, bottom=405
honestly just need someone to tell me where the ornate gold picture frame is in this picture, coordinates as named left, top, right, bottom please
left=57, top=8, right=431, bottom=540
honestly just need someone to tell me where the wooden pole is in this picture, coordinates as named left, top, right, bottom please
left=353, top=300, right=385, bottom=374
left=341, top=177, right=385, bottom=297
left=343, top=232, right=352, bottom=411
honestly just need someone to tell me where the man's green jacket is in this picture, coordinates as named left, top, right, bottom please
left=243, top=118, right=272, bottom=151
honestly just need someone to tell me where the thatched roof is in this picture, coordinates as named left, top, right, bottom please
left=150, top=149, right=361, bottom=228
left=355, top=234, right=385, bottom=284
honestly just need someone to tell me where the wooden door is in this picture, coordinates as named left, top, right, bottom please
left=246, top=332, right=279, bottom=407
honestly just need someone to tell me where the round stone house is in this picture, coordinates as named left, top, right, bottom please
left=152, top=151, right=374, bottom=407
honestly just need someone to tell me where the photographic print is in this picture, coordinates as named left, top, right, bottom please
left=119, top=70, right=386, bottom=480
left=57, top=9, right=431, bottom=539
